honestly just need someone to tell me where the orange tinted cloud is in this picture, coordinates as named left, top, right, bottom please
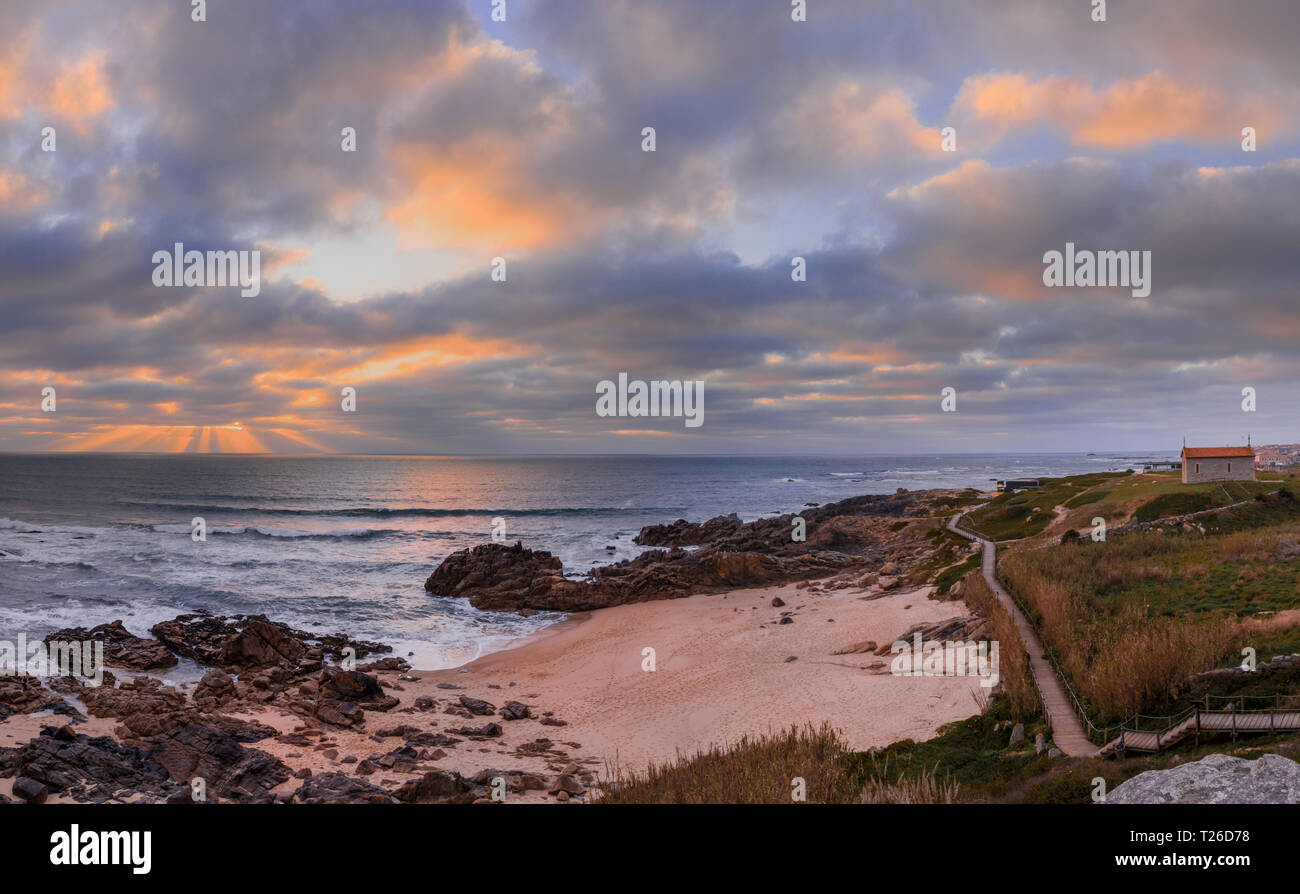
left=954, top=71, right=1281, bottom=149
left=45, top=51, right=114, bottom=131
left=386, top=144, right=563, bottom=251
left=252, top=332, right=532, bottom=394
left=0, top=170, right=48, bottom=212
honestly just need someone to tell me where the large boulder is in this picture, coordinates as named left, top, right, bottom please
left=425, top=542, right=596, bottom=612
left=311, top=668, right=400, bottom=728
left=1107, top=753, right=1300, bottom=804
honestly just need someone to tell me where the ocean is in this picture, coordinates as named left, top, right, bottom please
left=0, top=452, right=1174, bottom=672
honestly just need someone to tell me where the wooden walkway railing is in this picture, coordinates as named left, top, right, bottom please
left=1099, top=696, right=1300, bottom=755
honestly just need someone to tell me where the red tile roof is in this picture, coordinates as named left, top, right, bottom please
left=1181, top=446, right=1255, bottom=458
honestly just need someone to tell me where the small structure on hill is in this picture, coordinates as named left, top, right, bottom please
left=1181, top=444, right=1255, bottom=484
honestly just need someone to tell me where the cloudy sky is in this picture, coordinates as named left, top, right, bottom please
left=2, top=0, right=1297, bottom=454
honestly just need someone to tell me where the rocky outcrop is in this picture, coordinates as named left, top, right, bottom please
left=872, top=616, right=991, bottom=656
left=150, top=612, right=390, bottom=674
left=311, top=669, right=399, bottom=729
left=392, top=769, right=477, bottom=804
left=425, top=490, right=938, bottom=613
left=142, top=722, right=290, bottom=802
left=424, top=542, right=596, bottom=612
left=45, top=620, right=177, bottom=670
left=294, top=771, right=396, bottom=804
left=426, top=541, right=861, bottom=613
left=0, top=676, right=69, bottom=719
left=1107, top=753, right=1300, bottom=804
left=636, top=513, right=746, bottom=547
left=3, top=727, right=172, bottom=803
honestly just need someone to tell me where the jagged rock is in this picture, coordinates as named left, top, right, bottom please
left=393, top=770, right=476, bottom=804
left=549, top=775, right=585, bottom=796
left=424, top=542, right=596, bottom=612
left=0, top=676, right=67, bottom=719
left=12, top=777, right=48, bottom=804
left=458, top=695, right=496, bottom=716
left=294, top=772, right=395, bottom=804
left=310, top=668, right=400, bottom=728
left=143, top=722, right=290, bottom=802
left=9, top=728, right=171, bottom=802
left=150, top=612, right=389, bottom=674
left=1107, top=753, right=1300, bottom=804
left=424, top=493, right=922, bottom=613
left=46, top=620, right=177, bottom=670
left=500, top=701, right=532, bottom=720
left=79, top=676, right=191, bottom=738
left=874, top=617, right=989, bottom=656
left=319, top=668, right=383, bottom=701
left=192, top=669, right=237, bottom=710
left=451, top=723, right=503, bottom=738
left=636, top=513, right=745, bottom=547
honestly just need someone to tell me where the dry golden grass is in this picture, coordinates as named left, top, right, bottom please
left=959, top=569, right=1039, bottom=718
left=859, top=763, right=961, bottom=804
left=1000, top=538, right=1246, bottom=721
left=598, top=723, right=858, bottom=804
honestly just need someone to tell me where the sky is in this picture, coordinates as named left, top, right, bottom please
left=1, top=0, right=1298, bottom=455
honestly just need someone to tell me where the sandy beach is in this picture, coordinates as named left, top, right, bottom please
left=151, top=575, right=988, bottom=803
left=1, top=576, right=989, bottom=804
left=419, top=581, right=987, bottom=773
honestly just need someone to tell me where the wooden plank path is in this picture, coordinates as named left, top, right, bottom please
left=947, top=507, right=1097, bottom=757
left=1099, top=710, right=1300, bottom=755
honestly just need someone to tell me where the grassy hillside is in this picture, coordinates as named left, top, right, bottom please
left=962, top=469, right=1287, bottom=543
left=997, top=480, right=1300, bottom=725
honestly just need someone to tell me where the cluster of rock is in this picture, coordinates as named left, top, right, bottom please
left=0, top=611, right=598, bottom=805
left=0, top=612, right=417, bottom=804
left=425, top=490, right=940, bottom=613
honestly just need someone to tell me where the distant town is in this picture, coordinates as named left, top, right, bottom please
left=1253, top=444, right=1300, bottom=469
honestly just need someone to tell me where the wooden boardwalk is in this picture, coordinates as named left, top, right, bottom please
left=1099, top=710, right=1300, bottom=755
left=947, top=508, right=1097, bottom=757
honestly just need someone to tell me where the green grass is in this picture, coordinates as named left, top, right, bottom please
left=963, top=470, right=1290, bottom=543
left=1111, top=556, right=1300, bottom=616
left=1063, top=488, right=1108, bottom=509
left=932, top=553, right=981, bottom=596
left=1000, top=493, right=1300, bottom=721
left=857, top=698, right=1300, bottom=803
